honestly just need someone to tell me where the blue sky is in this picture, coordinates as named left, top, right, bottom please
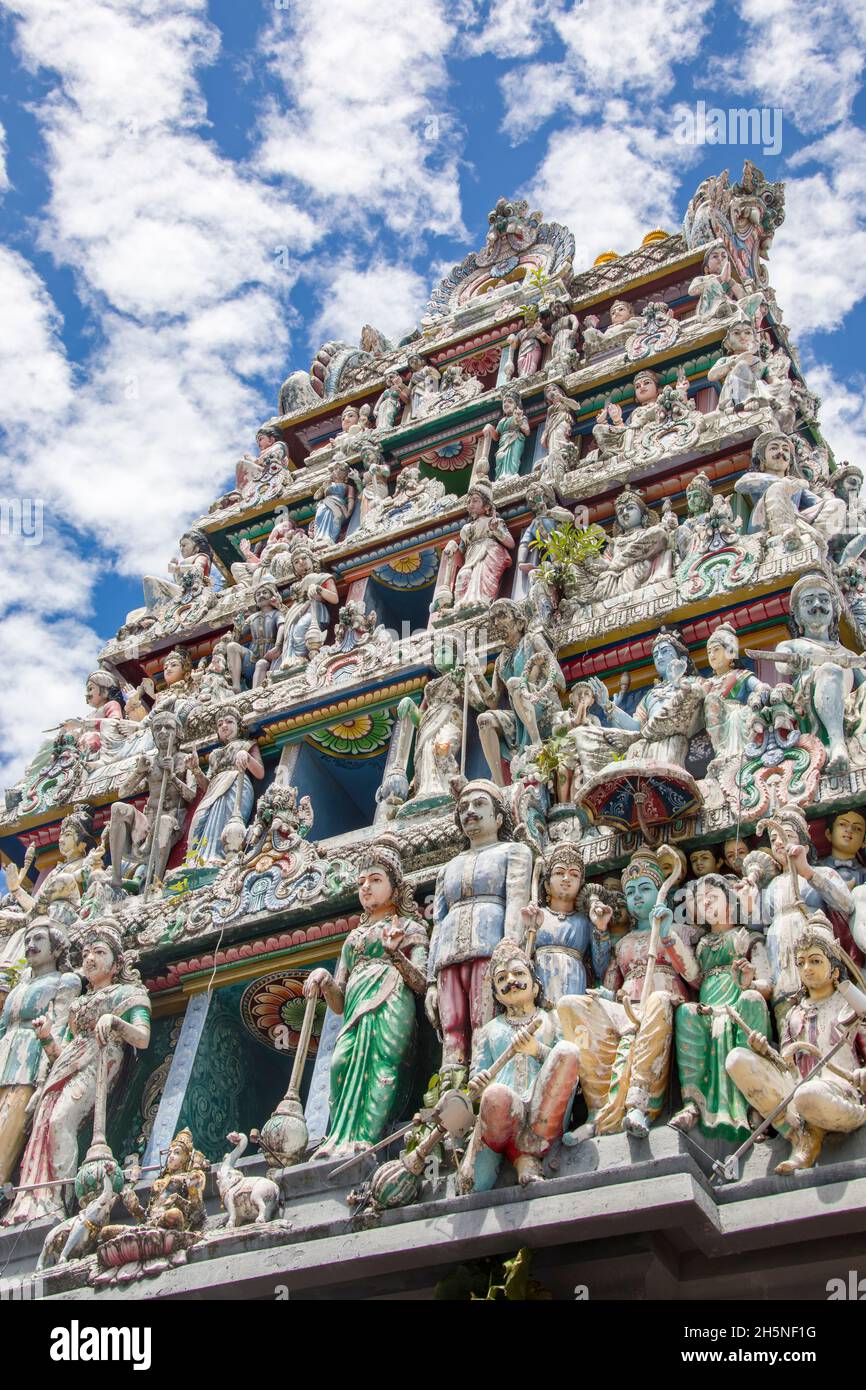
left=0, top=0, right=864, bottom=782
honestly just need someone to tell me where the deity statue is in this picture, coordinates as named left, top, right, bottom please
left=373, top=372, right=409, bottom=431
left=688, top=245, right=764, bottom=324
left=184, top=708, right=264, bottom=869
left=669, top=875, right=771, bottom=1141
left=426, top=780, right=533, bottom=1081
left=541, top=681, right=630, bottom=803
left=819, top=810, right=866, bottom=891
left=108, top=710, right=197, bottom=892
left=558, top=847, right=699, bottom=1138
left=468, top=598, right=565, bottom=786
left=521, top=844, right=611, bottom=1005
left=539, top=382, right=580, bottom=461
left=513, top=479, right=572, bottom=604
left=229, top=512, right=298, bottom=586
left=581, top=299, right=641, bottom=359
left=305, top=843, right=428, bottom=1159
left=226, top=584, right=284, bottom=692
left=219, top=426, right=291, bottom=510
left=459, top=942, right=580, bottom=1190
left=738, top=806, right=854, bottom=1031
left=734, top=432, right=825, bottom=555
left=504, top=306, right=553, bottom=380
left=478, top=388, right=530, bottom=481
left=547, top=299, right=579, bottom=373
left=431, top=484, right=515, bottom=615
left=700, top=622, right=766, bottom=764
left=723, top=837, right=750, bottom=877
left=0, top=919, right=81, bottom=1187
left=674, top=473, right=742, bottom=561
left=277, top=547, right=339, bottom=668
left=590, top=487, right=678, bottom=602
left=151, top=646, right=198, bottom=717
left=383, top=659, right=464, bottom=819
left=707, top=322, right=794, bottom=428
left=140, top=530, right=214, bottom=614
left=767, top=570, right=866, bottom=776
left=589, top=628, right=705, bottom=771
left=407, top=353, right=441, bottom=419
left=625, top=300, right=680, bottom=361
left=311, top=460, right=357, bottom=546
left=726, top=919, right=866, bottom=1173
left=0, top=805, right=100, bottom=957
left=112, top=1128, right=209, bottom=1234
left=3, top=919, right=151, bottom=1225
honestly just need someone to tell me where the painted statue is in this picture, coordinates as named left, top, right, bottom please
left=311, top=460, right=357, bottom=546
left=819, top=810, right=866, bottom=891
left=407, top=353, right=441, bottom=419
left=141, top=530, right=214, bottom=614
left=581, top=298, right=641, bottom=358
left=558, top=848, right=699, bottom=1138
left=385, top=664, right=464, bottom=818
left=675, top=473, right=742, bottom=561
left=226, top=584, right=284, bottom=692
left=588, top=627, right=705, bottom=772
left=688, top=245, right=764, bottom=323
left=669, top=875, right=771, bottom=1141
left=548, top=299, right=579, bottom=373
left=373, top=372, right=409, bottom=431
left=726, top=919, right=866, bottom=1173
left=305, top=843, right=428, bottom=1158
left=513, top=480, right=572, bottom=605
left=0, top=919, right=80, bottom=1188
left=431, top=484, right=514, bottom=614
left=700, top=622, right=766, bottom=763
left=114, top=1128, right=209, bottom=1233
left=521, top=843, right=611, bottom=1004
left=108, top=710, right=197, bottom=891
left=539, top=382, right=579, bottom=461
left=230, top=512, right=298, bottom=586
left=469, top=598, right=565, bottom=786
left=482, top=389, right=530, bottom=480
left=278, top=547, right=339, bottom=667
left=4, top=919, right=151, bottom=1225
left=0, top=805, right=100, bottom=958
left=223, top=426, right=291, bottom=508
left=734, top=431, right=824, bottom=554
left=589, top=487, right=677, bottom=603
left=707, top=322, right=794, bottom=428
left=184, top=709, right=265, bottom=868
left=460, top=941, right=580, bottom=1190
left=426, top=780, right=533, bottom=1082
left=505, top=306, right=552, bottom=380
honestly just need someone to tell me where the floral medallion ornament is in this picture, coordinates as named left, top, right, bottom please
left=307, top=710, right=394, bottom=758
left=374, top=549, right=439, bottom=590
left=240, top=971, right=326, bottom=1055
left=419, top=437, right=478, bottom=471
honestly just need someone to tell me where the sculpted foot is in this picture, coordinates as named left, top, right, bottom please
left=826, top=745, right=850, bottom=777
left=562, top=1121, right=594, bottom=1148
left=515, top=1155, right=543, bottom=1186
left=669, top=1102, right=700, bottom=1133
left=775, top=1124, right=824, bottom=1175
left=623, top=1107, right=650, bottom=1140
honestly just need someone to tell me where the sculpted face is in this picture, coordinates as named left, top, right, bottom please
left=729, top=324, right=756, bottom=354
left=179, top=536, right=195, bottom=558
left=690, top=848, right=720, bottom=878
left=695, top=881, right=731, bottom=930
left=257, top=432, right=276, bottom=453
left=762, top=438, right=792, bottom=476
left=634, top=373, right=658, bottom=405
left=153, top=721, right=176, bottom=755
left=24, top=925, right=55, bottom=969
left=610, top=300, right=631, bottom=325
left=707, top=636, right=735, bottom=675
left=81, top=940, right=117, bottom=985
left=85, top=678, right=102, bottom=708
left=358, top=865, right=394, bottom=914
left=58, top=821, right=85, bottom=860
left=624, top=874, right=658, bottom=921
left=569, top=685, right=593, bottom=722
left=467, top=491, right=487, bottom=519
left=794, top=582, right=835, bottom=635
left=547, top=862, right=582, bottom=910
left=458, top=788, right=500, bottom=841
left=163, top=654, right=185, bottom=686
left=705, top=248, right=728, bottom=276
left=796, top=945, right=836, bottom=997
left=165, top=1142, right=189, bottom=1175
left=217, top=714, right=239, bottom=745
left=724, top=838, right=748, bottom=874
left=492, top=956, right=536, bottom=1010
left=653, top=639, right=681, bottom=679
left=341, top=407, right=359, bottom=431
left=686, top=483, right=711, bottom=516
left=501, top=396, right=515, bottom=416
left=616, top=499, right=644, bottom=531
left=830, top=811, right=866, bottom=858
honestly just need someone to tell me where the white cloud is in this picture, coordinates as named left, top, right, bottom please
left=309, top=259, right=427, bottom=349
left=806, top=362, right=866, bottom=468
left=463, top=0, right=560, bottom=58
left=0, top=121, right=8, bottom=193
left=0, top=247, right=73, bottom=428
left=771, top=126, right=866, bottom=336
left=709, top=0, right=866, bottom=135
left=255, top=0, right=464, bottom=239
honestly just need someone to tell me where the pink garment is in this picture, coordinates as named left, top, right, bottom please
left=438, top=958, right=489, bottom=1066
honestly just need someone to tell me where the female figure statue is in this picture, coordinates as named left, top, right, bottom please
left=539, top=382, right=580, bottom=460
left=591, top=487, right=677, bottom=602
left=0, top=805, right=100, bottom=960
left=582, top=299, right=641, bottom=358
left=373, top=372, right=409, bottom=431
left=700, top=622, right=766, bottom=763
left=670, top=874, right=771, bottom=1141
left=141, top=531, right=214, bottom=613
left=184, top=709, right=265, bottom=868
left=311, top=461, right=357, bottom=546
left=505, top=306, right=552, bottom=380
left=277, top=548, right=339, bottom=666
left=708, top=322, right=792, bottom=427
left=558, top=848, right=699, bottom=1138
left=520, top=844, right=610, bottom=1005
left=548, top=299, right=579, bottom=373
left=513, top=479, right=572, bottom=604
left=407, top=354, right=440, bottom=419
left=431, top=484, right=515, bottom=614
left=75, top=672, right=153, bottom=767
left=4, top=919, right=151, bottom=1225
left=486, top=390, right=530, bottom=480
left=688, top=245, right=764, bottom=323
left=304, top=844, right=428, bottom=1158
left=390, top=668, right=464, bottom=816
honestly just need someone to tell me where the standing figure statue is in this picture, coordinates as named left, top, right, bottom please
left=558, top=848, right=699, bottom=1138
left=108, top=711, right=197, bottom=891
left=226, top=585, right=284, bottom=692
left=431, top=484, right=514, bottom=615
left=459, top=941, right=580, bottom=1190
left=539, top=382, right=580, bottom=462
left=669, top=875, right=771, bottom=1141
left=700, top=622, right=766, bottom=764
left=407, top=353, right=441, bottom=419
left=547, top=299, right=579, bottom=374
left=184, top=709, right=265, bottom=868
left=383, top=662, right=464, bottom=819
left=504, top=306, right=552, bottom=380
left=513, top=479, right=572, bottom=605
left=469, top=598, right=565, bottom=786
left=278, top=548, right=339, bottom=668
left=373, top=372, right=409, bottom=431
left=726, top=919, right=866, bottom=1173
left=738, top=806, right=854, bottom=1032
left=426, top=780, right=533, bottom=1084
left=521, top=844, right=611, bottom=1005
left=311, top=460, right=357, bottom=546
left=480, top=389, right=530, bottom=481
left=3, top=919, right=151, bottom=1225
left=305, top=843, right=428, bottom=1159
left=0, top=920, right=80, bottom=1188
left=734, top=432, right=824, bottom=554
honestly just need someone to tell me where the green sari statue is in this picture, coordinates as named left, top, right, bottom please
left=306, top=845, right=428, bottom=1159
left=670, top=874, right=771, bottom=1142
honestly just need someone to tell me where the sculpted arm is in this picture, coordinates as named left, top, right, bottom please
left=504, top=844, right=534, bottom=940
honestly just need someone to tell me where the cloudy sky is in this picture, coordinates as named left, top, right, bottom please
left=0, top=0, right=865, bottom=784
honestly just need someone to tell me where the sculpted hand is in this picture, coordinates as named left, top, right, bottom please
left=589, top=896, right=613, bottom=933
left=733, top=957, right=755, bottom=989
left=233, top=750, right=249, bottom=772
left=95, top=1014, right=119, bottom=1046
left=32, top=1014, right=52, bottom=1042
left=512, top=1025, right=540, bottom=1058
left=747, top=1030, right=773, bottom=1060
left=424, top=985, right=440, bottom=1031
left=588, top=676, right=610, bottom=710
left=786, top=843, right=810, bottom=878
left=521, top=904, right=543, bottom=934
left=651, top=904, right=674, bottom=942
left=381, top=920, right=406, bottom=953
left=303, top=969, right=331, bottom=999
left=467, top=1069, right=491, bottom=1101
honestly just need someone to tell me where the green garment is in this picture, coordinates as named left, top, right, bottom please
left=675, top=931, right=770, bottom=1141
left=323, top=920, right=427, bottom=1154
